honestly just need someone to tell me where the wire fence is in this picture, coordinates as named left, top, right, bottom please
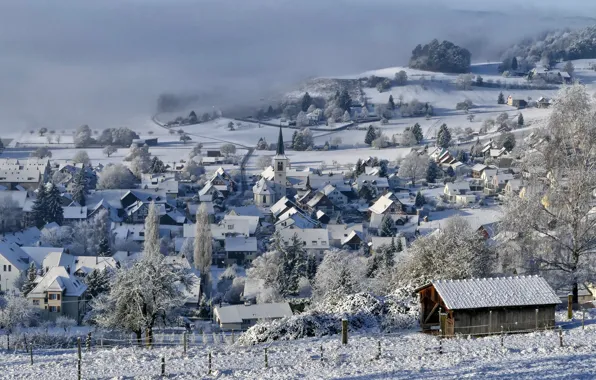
left=3, top=318, right=596, bottom=378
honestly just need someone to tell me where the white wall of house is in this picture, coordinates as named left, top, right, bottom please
left=0, top=257, right=22, bottom=293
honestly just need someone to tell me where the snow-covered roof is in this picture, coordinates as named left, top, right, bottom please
left=418, top=276, right=561, bottom=310
left=327, top=223, right=364, bottom=241
left=0, top=242, right=31, bottom=271
left=253, top=178, right=272, bottom=195
left=63, top=206, right=88, bottom=220
left=260, top=166, right=275, bottom=181
left=271, top=196, right=295, bottom=218
left=227, top=205, right=264, bottom=218
left=28, top=266, right=87, bottom=298
left=321, top=184, right=337, bottom=196
left=73, top=256, right=117, bottom=275
left=445, top=182, right=470, bottom=193
left=0, top=227, right=41, bottom=246
left=471, top=164, right=487, bottom=172
left=21, top=247, right=64, bottom=267
left=0, top=191, right=28, bottom=208
left=224, top=236, right=258, bottom=252
left=306, top=192, right=327, bottom=208
left=223, top=215, right=259, bottom=235
left=214, top=302, right=292, bottom=324
left=356, top=175, right=389, bottom=189
left=278, top=228, right=329, bottom=250
left=368, top=194, right=398, bottom=215
left=243, top=278, right=265, bottom=301
left=275, top=208, right=318, bottom=230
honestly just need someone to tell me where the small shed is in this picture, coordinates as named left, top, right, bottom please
left=415, top=276, right=560, bottom=336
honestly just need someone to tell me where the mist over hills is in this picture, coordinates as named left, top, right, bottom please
left=0, top=0, right=593, bottom=129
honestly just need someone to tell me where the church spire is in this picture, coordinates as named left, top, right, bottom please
left=276, top=125, right=285, bottom=156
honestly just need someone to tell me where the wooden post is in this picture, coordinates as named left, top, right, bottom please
left=161, top=357, right=165, bottom=376
left=500, top=326, right=504, bottom=347
left=86, top=332, right=91, bottom=352
left=341, top=319, right=348, bottom=345
left=568, top=294, right=573, bottom=320
left=535, top=309, right=539, bottom=330
left=489, top=310, right=492, bottom=334
left=438, top=334, right=443, bottom=355
left=24, top=335, right=27, bottom=353
left=208, top=352, right=212, bottom=374
left=440, top=313, right=447, bottom=337
left=183, top=332, right=187, bottom=355
left=377, top=340, right=381, bottom=360
left=320, top=344, right=323, bottom=362
left=559, top=327, right=563, bottom=347
left=583, top=307, right=585, bottom=330
left=100, top=335, right=104, bottom=348
left=29, top=343, right=33, bottom=365
left=6, top=333, right=9, bottom=351
left=231, top=330, right=234, bottom=344
left=265, top=347, right=268, bottom=368
left=77, top=337, right=82, bottom=380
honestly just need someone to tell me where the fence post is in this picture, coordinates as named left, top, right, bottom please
left=341, top=319, right=348, bottom=345
left=568, top=294, right=573, bottom=320
left=559, top=327, right=563, bottom=347
left=535, top=309, right=539, bottom=330
left=24, top=335, right=28, bottom=353
left=161, top=357, right=165, bottom=376
left=320, top=344, right=323, bottom=362
left=489, top=310, right=492, bottom=334
left=7, top=333, right=9, bottom=351
left=500, top=326, right=504, bottom=347
left=100, top=335, right=104, bottom=348
left=86, top=332, right=91, bottom=352
left=582, top=307, right=585, bottom=330
left=377, top=340, right=381, bottom=360
left=438, top=333, right=443, bottom=355
left=208, top=352, right=212, bottom=374
left=440, top=313, right=447, bottom=337
left=77, top=337, right=82, bottom=380
left=265, top=347, right=269, bottom=368
left=183, top=332, right=187, bottom=355
left=29, top=343, right=33, bottom=365
left=231, top=330, right=234, bottom=344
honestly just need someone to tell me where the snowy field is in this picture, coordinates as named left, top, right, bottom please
left=4, top=321, right=596, bottom=379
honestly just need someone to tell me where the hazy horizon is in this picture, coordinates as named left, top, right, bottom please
left=0, top=0, right=593, bottom=131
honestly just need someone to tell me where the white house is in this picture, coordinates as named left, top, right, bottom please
left=224, top=236, right=259, bottom=265
left=368, top=193, right=403, bottom=216
left=278, top=228, right=330, bottom=255
left=444, top=182, right=475, bottom=204
left=0, top=242, right=31, bottom=293
left=213, top=302, right=293, bottom=331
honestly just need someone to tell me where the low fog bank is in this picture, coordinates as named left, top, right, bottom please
left=0, top=0, right=592, bottom=130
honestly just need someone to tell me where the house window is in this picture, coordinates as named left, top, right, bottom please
left=49, top=293, right=60, bottom=300
left=312, top=241, right=317, bottom=246
left=262, top=195, right=267, bottom=203
left=321, top=241, right=327, bottom=245
left=277, top=162, right=284, bottom=171
left=49, top=306, right=61, bottom=313
left=228, top=225, right=234, bottom=230
left=33, top=300, right=40, bottom=306
left=2, top=265, right=5, bottom=271
left=7, top=265, right=10, bottom=272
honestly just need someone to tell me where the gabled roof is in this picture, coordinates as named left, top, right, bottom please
left=63, top=206, right=88, bottom=220
left=0, top=242, right=31, bottom=271
left=321, top=184, right=337, bottom=196
left=223, top=215, right=259, bottom=235
left=224, top=236, right=258, bottom=252
left=278, top=228, right=329, bottom=250
left=215, top=302, right=292, bottom=324
left=368, top=194, right=398, bottom=215
left=253, top=178, right=272, bottom=195
left=416, top=276, right=561, bottom=310
left=0, top=191, right=28, bottom=209
left=306, top=192, right=328, bottom=208
left=28, top=266, right=87, bottom=298
left=21, top=247, right=64, bottom=267
left=445, top=181, right=470, bottom=192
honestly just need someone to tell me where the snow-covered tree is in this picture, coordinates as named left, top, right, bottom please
left=179, top=238, right=194, bottom=263
left=72, top=150, right=90, bottom=165
left=395, top=70, right=408, bottom=86
left=437, top=124, right=451, bottom=148
left=220, top=143, right=236, bottom=157
left=149, top=156, right=166, bottom=174
left=130, top=155, right=151, bottom=178
left=21, top=262, right=38, bottom=296
left=143, top=202, right=161, bottom=258
left=71, top=169, right=87, bottom=206
left=74, top=125, right=93, bottom=148
left=517, top=113, right=524, bottom=126
left=360, top=106, right=369, bottom=119
left=277, top=233, right=307, bottom=297
left=40, top=225, right=74, bottom=248
left=400, top=129, right=417, bottom=146
left=97, top=164, right=136, bottom=189
left=182, top=160, right=205, bottom=181
left=364, top=125, right=377, bottom=145
left=31, top=147, right=52, bottom=159
left=415, top=191, right=425, bottom=207
left=399, top=216, right=492, bottom=285
left=411, top=123, right=423, bottom=143
left=296, top=111, right=309, bottom=127
left=45, top=183, right=64, bottom=225
left=379, top=214, right=394, bottom=237
left=31, top=185, right=48, bottom=229
left=194, top=203, right=212, bottom=298
left=0, top=196, right=22, bottom=233
left=55, top=315, right=77, bottom=332
left=313, top=250, right=366, bottom=300
left=372, top=134, right=389, bottom=149
left=502, top=84, right=596, bottom=303
left=0, top=293, right=38, bottom=333
left=257, top=155, right=272, bottom=170
left=103, top=145, right=117, bottom=157
left=94, top=209, right=112, bottom=256
left=563, top=61, right=575, bottom=75
left=85, top=269, right=111, bottom=298
left=398, top=153, right=429, bottom=186
left=456, top=74, right=473, bottom=90
left=498, top=92, right=505, bottom=104
left=180, top=134, right=192, bottom=144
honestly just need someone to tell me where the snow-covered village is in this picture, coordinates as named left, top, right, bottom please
left=5, top=2, right=596, bottom=379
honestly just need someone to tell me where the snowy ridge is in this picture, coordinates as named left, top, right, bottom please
left=427, top=275, right=561, bottom=310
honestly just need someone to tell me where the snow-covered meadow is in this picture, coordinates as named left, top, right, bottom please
left=3, top=321, right=596, bottom=379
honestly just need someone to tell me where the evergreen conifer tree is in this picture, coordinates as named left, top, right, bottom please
left=498, top=92, right=505, bottom=105
left=518, top=113, right=524, bottom=126
left=306, top=253, right=318, bottom=281
left=291, top=130, right=298, bottom=149
left=301, top=92, right=312, bottom=112
left=411, top=123, right=423, bottom=143
left=267, top=105, right=274, bottom=116
left=364, top=125, right=377, bottom=145
left=380, top=214, right=394, bottom=237
left=46, top=183, right=64, bottom=225
left=426, top=160, right=439, bottom=183
left=437, top=124, right=451, bottom=148
left=149, top=156, right=166, bottom=174
left=388, top=95, right=395, bottom=110
left=511, top=57, right=518, bottom=71
left=21, top=262, right=37, bottom=296
left=384, top=239, right=395, bottom=268
left=278, top=234, right=307, bottom=296
left=415, top=191, right=425, bottom=208
left=31, top=184, right=48, bottom=229
left=71, top=169, right=86, bottom=206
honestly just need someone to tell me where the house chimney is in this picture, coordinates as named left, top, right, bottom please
left=66, top=265, right=70, bottom=274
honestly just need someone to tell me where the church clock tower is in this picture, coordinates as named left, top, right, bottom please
left=273, top=125, right=289, bottom=198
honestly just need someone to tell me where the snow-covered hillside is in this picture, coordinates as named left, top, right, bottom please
left=4, top=322, right=596, bottom=379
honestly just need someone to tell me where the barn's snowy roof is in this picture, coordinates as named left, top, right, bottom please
left=418, top=276, right=561, bottom=310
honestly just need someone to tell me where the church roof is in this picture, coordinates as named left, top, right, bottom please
left=276, top=126, right=286, bottom=157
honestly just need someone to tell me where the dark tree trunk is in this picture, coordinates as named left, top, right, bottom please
left=134, top=330, right=142, bottom=346
left=573, top=281, right=579, bottom=305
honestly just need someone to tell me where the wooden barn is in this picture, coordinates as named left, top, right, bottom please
left=415, top=276, right=561, bottom=336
